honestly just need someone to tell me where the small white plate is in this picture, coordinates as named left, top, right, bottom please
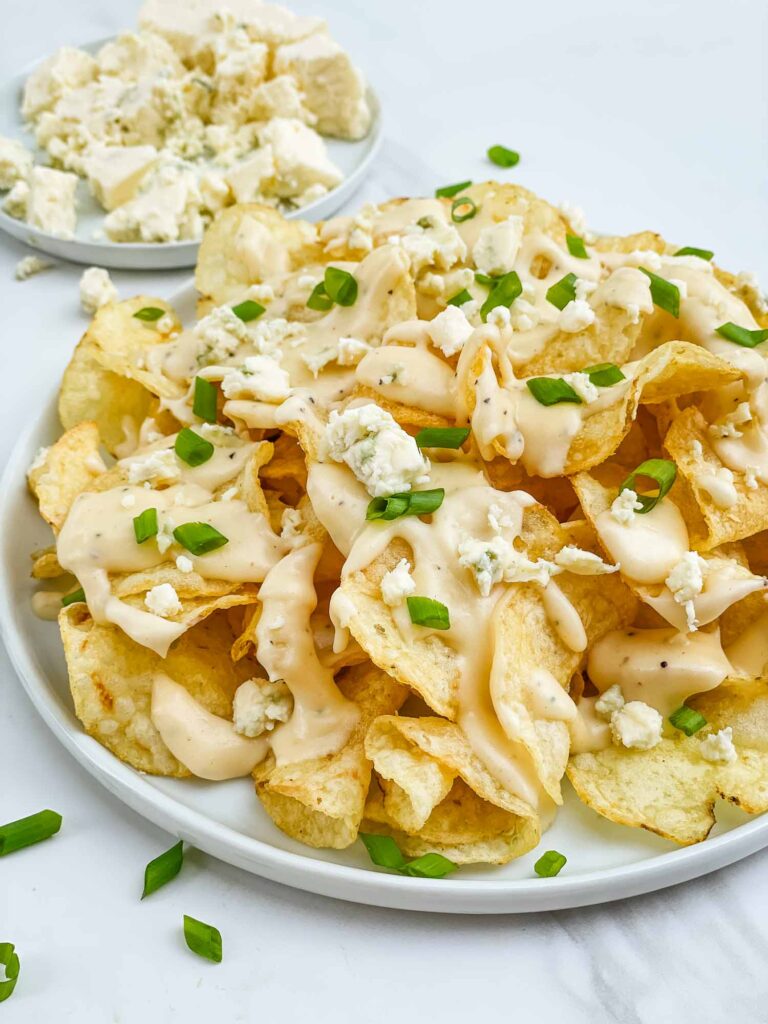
left=0, top=39, right=383, bottom=270
left=3, top=281, right=768, bottom=913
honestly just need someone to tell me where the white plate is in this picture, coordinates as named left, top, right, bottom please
left=3, top=281, right=768, bottom=913
left=0, top=38, right=383, bottom=270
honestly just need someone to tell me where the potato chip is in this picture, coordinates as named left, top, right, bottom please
left=27, top=422, right=105, bottom=532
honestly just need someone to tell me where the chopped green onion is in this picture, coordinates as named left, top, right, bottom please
left=480, top=270, right=522, bottom=322
left=142, top=840, right=184, bottom=899
left=193, top=377, right=218, bottom=423
left=133, top=306, right=165, bottom=322
left=133, top=507, right=158, bottom=544
left=407, top=596, right=450, bottom=630
left=366, top=488, right=445, bottom=522
left=715, top=322, right=768, bottom=349
left=324, top=266, right=358, bottom=307
left=306, top=282, right=333, bottom=311
left=583, top=362, right=626, bottom=387
left=183, top=915, right=222, bottom=964
left=487, top=145, right=520, bottom=168
left=417, top=216, right=435, bottom=229
left=231, top=299, right=264, bottom=322
left=674, top=246, right=713, bottom=261
left=475, top=272, right=496, bottom=288
left=359, top=833, right=407, bottom=871
left=435, top=180, right=472, bottom=199
left=173, top=522, right=229, bottom=556
left=61, top=587, right=85, bottom=607
left=0, top=810, right=62, bottom=856
left=566, top=234, right=589, bottom=259
left=669, top=706, right=707, bottom=736
left=402, top=852, right=458, bottom=879
left=526, top=377, right=581, bottom=406
left=640, top=268, right=680, bottom=317
left=0, top=944, right=19, bottom=1003
left=619, top=458, right=677, bottom=514
left=546, top=273, right=578, bottom=310
left=415, top=426, right=470, bottom=449
left=451, top=196, right=477, bottom=223
left=447, top=288, right=472, bottom=307
left=534, top=850, right=567, bottom=877
left=175, top=428, right=213, bottom=467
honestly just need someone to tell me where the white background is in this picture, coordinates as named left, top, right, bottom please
left=2, top=0, right=768, bottom=1020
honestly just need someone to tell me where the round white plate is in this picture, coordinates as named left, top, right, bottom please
left=3, top=281, right=768, bottom=913
left=0, top=38, right=383, bottom=270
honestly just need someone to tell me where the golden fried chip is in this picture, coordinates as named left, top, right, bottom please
left=27, top=422, right=105, bottom=532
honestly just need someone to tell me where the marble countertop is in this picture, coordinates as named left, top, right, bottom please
left=2, top=0, right=767, bottom=1019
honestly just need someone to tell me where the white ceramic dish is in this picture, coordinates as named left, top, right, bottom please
left=3, top=282, right=768, bottom=913
left=0, top=39, right=383, bottom=270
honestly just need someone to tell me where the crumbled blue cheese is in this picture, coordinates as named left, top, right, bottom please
left=220, top=355, right=291, bottom=402
left=665, top=551, right=707, bottom=632
left=79, top=266, right=118, bottom=314
left=380, top=559, right=415, bottom=606
left=595, top=684, right=625, bottom=718
left=708, top=402, right=752, bottom=440
left=561, top=371, right=598, bottom=403
left=175, top=554, right=194, bottom=573
left=127, top=447, right=180, bottom=485
left=144, top=582, right=182, bottom=617
left=195, top=304, right=250, bottom=361
left=472, top=216, right=523, bottom=276
left=427, top=305, right=474, bottom=357
left=3, top=180, right=29, bottom=219
left=337, top=336, right=371, bottom=366
left=610, top=488, right=643, bottom=524
left=26, top=166, right=78, bottom=239
left=15, top=256, right=52, bottom=281
left=0, top=135, right=33, bottom=190
left=398, top=220, right=466, bottom=274
left=558, top=299, right=595, bottom=333
left=558, top=200, right=589, bottom=237
left=457, top=534, right=558, bottom=597
left=699, top=726, right=737, bottom=764
left=745, top=465, right=759, bottom=490
left=259, top=117, right=342, bottom=198
left=233, top=679, right=293, bottom=737
left=554, top=545, right=618, bottom=575
left=696, top=466, right=738, bottom=509
left=610, top=700, right=663, bottom=750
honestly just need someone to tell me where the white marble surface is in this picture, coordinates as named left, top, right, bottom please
left=1, top=0, right=768, bottom=1019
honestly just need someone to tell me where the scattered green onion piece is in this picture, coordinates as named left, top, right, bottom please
left=402, top=852, right=458, bottom=879
left=640, top=268, right=680, bottom=317
left=359, top=833, right=407, bottom=871
left=324, top=266, right=358, bottom=307
left=475, top=272, right=496, bottom=288
left=133, top=507, right=158, bottom=545
left=0, top=810, right=62, bottom=856
left=619, top=458, right=677, bottom=514
left=231, top=299, right=264, bottom=323
left=407, top=596, right=450, bottom=630
left=417, top=216, right=435, bottom=230
left=415, top=426, right=470, bottom=449
left=174, top=428, right=213, bottom=467
left=0, top=944, right=19, bottom=1003
left=526, top=377, right=581, bottom=406
left=366, top=488, right=445, bottom=522
left=61, top=587, right=85, bottom=607
left=480, top=270, right=522, bottom=322
left=715, top=322, right=768, bottom=349
left=306, top=282, right=333, bottom=311
left=583, top=362, right=626, bottom=387
left=133, top=306, right=165, bottom=322
left=435, top=180, right=472, bottom=199
left=534, top=850, right=567, bottom=877
left=447, top=288, right=472, bottom=307
left=183, top=915, right=222, bottom=964
left=566, top=234, right=589, bottom=259
left=192, top=377, right=218, bottom=423
left=142, top=840, right=184, bottom=899
left=451, top=196, right=477, bottom=223
left=546, top=273, right=578, bottom=310
left=173, top=522, right=229, bottom=556
left=669, top=706, right=707, bottom=736
left=674, top=246, right=714, bottom=261
left=487, top=145, right=520, bottom=168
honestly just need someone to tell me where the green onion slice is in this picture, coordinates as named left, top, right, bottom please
left=475, top=272, right=496, bottom=288
left=435, top=180, right=472, bottom=199
left=674, top=246, right=713, bottom=261
left=583, top=362, right=626, bottom=387
left=133, top=507, right=158, bottom=544
left=534, top=850, right=567, bottom=877
left=324, top=266, right=358, bottom=307
left=451, top=196, right=477, bottom=223
left=142, top=840, right=184, bottom=899
left=669, top=706, right=707, bottom=737
left=0, top=809, right=62, bottom=856
left=480, top=270, right=523, bottom=322
left=487, top=145, right=520, bottom=168
left=415, top=426, right=470, bottom=449
left=175, top=428, right=213, bottom=467
left=715, top=322, right=768, bottom=349
left=0, top=944, right=19, bottom=1003
left=640, top=268, right=680, bottom=317
left=173, top=522, right=229, bottom=556
left=192, top=376, right=218, bottom=423
left=447, top=288, right=472, bottom=307
left=417, top=216, right=435, bottom=229
left=619, top=458, right=677, bottom=514
left=526, top=377, right=581, bottom=406
left=359, top=833, right=407, bottom=871
left=133, top=306, right=165, bottom=322
left=566, top=234, right=589, bottom=259
left=366, top=488, right=445, bottom=521
left=231, top=299, right=264, bottom=323
left=402, top=852, right=458, bottom=879
left=546, top=273, right=578, bottom=310
left=407, top=595, right=450, bottom=630
left=306, top=282, right=333, bottom=311
left=61, top=587, right=85, bottom=607
left=183, top=915, right=222, bottom=963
